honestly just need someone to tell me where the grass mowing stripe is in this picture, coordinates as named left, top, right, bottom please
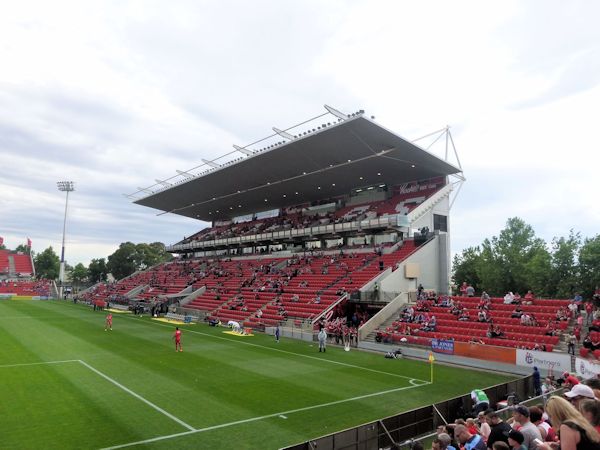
left=77, top=360, right=196, bottom=432
left=101, top=381, right=427, bottom=450
left=0, top=359, right=79, bottom=368
left=43, top=302, right=425, bottom=383
left=121, top=314, right=428, bottom=384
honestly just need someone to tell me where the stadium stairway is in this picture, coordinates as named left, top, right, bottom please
left=7, top=255, right=16, bottom=275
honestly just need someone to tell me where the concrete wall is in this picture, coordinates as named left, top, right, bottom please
left=379, top=236, right=441, bottom=294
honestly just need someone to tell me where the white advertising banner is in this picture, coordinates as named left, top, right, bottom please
left=575, top=357, right=600, bottom=378
left=516, top=349, right=571, bottom=373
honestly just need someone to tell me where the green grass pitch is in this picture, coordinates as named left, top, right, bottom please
left=0, top=300, right=515, bottom=449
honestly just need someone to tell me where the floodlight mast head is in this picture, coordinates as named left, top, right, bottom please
left=57, top=181, right=75, bottom=300
left=57, top=181, right=75, bottom=192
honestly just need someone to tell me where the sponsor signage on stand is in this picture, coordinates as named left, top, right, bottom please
left=516, top=349, right=571, bottom=372
left=431, top=338, right=455, bottom=355
left=575, top=357, right=600, bottom=378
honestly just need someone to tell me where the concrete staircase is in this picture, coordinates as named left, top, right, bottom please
left=362, top=312, right=399, bottom=344
left=7, top=255, right=16, bottom=275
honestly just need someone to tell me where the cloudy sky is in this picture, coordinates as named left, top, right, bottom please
left=1, top=0, right=599, bottom=266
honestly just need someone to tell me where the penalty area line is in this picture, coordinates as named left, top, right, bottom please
left=0, top=359, right=80, bottom=368
left=101, top=381, right=429, bottom=449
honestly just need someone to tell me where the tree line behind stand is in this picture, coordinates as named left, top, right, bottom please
left=452, top=217, right=600, bottom=299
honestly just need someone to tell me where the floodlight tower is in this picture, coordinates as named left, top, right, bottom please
left=57, top=181, right=75, bottom=299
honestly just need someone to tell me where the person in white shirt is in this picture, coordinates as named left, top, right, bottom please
left=227, top=320, right=241, bottom=332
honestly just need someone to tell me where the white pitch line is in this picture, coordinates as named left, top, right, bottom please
left=130, top=317, right=429, bottom=384
left=101, top=381, right=428, bottom=450
left=77, top=360, right=195, bottom=432
left=0, top=359, right=79, bottom=368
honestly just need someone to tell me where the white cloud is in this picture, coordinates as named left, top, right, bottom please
left=1, top=0, right=599, bottom=267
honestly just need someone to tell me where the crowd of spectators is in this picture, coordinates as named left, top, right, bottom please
left=430, top=373, right=600, bottom=450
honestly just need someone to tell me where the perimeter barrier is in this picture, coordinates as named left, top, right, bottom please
left=281, top=374, right=533, bottom=450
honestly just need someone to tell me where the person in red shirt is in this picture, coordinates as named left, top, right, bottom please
left=563, top=372, right=580, bottom=389
left=173, top=327, right=183, bottom=352
left=105, top=313, right=112, bottom=331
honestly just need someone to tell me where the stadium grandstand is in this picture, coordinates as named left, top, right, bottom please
left=83, top=108, right=460, bottom=328
left=5, top=106, right=587, bottom=450
left=0, top=248, right=53, bottom=298
left=0, top=248, right=35, bottom=278
left=75, top=106, right=578, bottom=356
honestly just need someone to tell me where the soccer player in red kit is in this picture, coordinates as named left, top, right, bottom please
left=105, top=313, right=113, bottom=331
left=173, top=327, right=183, bottom=352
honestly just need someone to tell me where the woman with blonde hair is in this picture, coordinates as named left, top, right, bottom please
left=538, top=396, right=600, bottom=450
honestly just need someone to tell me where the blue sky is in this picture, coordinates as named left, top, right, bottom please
left=1, top=0, right=599, bottom=265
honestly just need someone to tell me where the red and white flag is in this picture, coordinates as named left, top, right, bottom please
left=27, top=237, right=32, bottom=247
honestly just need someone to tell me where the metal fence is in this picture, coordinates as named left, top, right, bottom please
left=281, top=375, right=533, bottom=450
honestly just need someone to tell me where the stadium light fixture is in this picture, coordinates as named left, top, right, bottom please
left=56, top=181, right=74, bottom=300
left=324, top=104, right=347, bottom=120
left=233, top=145, right=252, bottom=156
left=176, top=169, right=194, bottom=179
left=272, top=127, right=294, bottom=141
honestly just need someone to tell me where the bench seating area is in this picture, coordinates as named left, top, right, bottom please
left=0, top=280, right=51, bottom=296
left=376, top=295, right=572, bottom=351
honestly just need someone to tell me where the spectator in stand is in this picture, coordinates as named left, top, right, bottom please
left=512, top=306, right=524, bottom=318
left=507, top=430, right=527, bottom=450
left=538, top=396, right=600, bottom=450
left=436, top=433, right=458, bottom=450
left=533, top=367, right=542, bottom=396
left=460, top=282, right=468, bottom=296
left=564, top=384, right=597, bottom=409
left=566, top=332, right=577, bottom=355
left=459, top=308, right=471, bottom=321
left=466, top=284, right=475, bottom=297
left=478, top=411, right=492, bottom=442
left=512, top=405, right=542, bottom=450
left=569, top=301, right=580, bottom=318
left=580, top=399, right=600, bottom=434
left=524, top=290, right=535, bottom=303
left=563, top=372, right=581, bottom=389
left=586, top=302, right=595, bottom=326
left=481, top=291, right=491, bottom=302
left=486, top=410, right=512, bottom=449
left=504, top=292, right=515, bottom=304
left=493, top=443, right=510, bottom=450
left=454, top=424, right=487, bottom=450
left=529, top=406, right=556, bottom=442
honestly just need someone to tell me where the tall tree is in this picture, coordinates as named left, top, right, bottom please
left=549, top=231, right=581, bottom=298
left=452, top=246, right=482, bottom=291
left=107, top=242, right=138, bottom=280
left=493, top=217, right=547, bottom=295
left=33, top=247, right=60, bottom=280
left=106, top=242, right=172, bottom=280
left=70, top=263, right=88, bottom=291
left=88, top=258, right=108, bottom=283
left=15, top=244, right=30, bottom=254
left=476, top=238, right=505, bottom=296
left=579, top=235, right=600, bottom=298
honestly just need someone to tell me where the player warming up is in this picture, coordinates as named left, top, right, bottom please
left=105, top=313, right=113, bottom=331
left=173, top=327, right=183, bottom=352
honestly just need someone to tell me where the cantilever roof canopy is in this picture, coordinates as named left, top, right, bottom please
left=133, top=116, right=461, bottom=221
